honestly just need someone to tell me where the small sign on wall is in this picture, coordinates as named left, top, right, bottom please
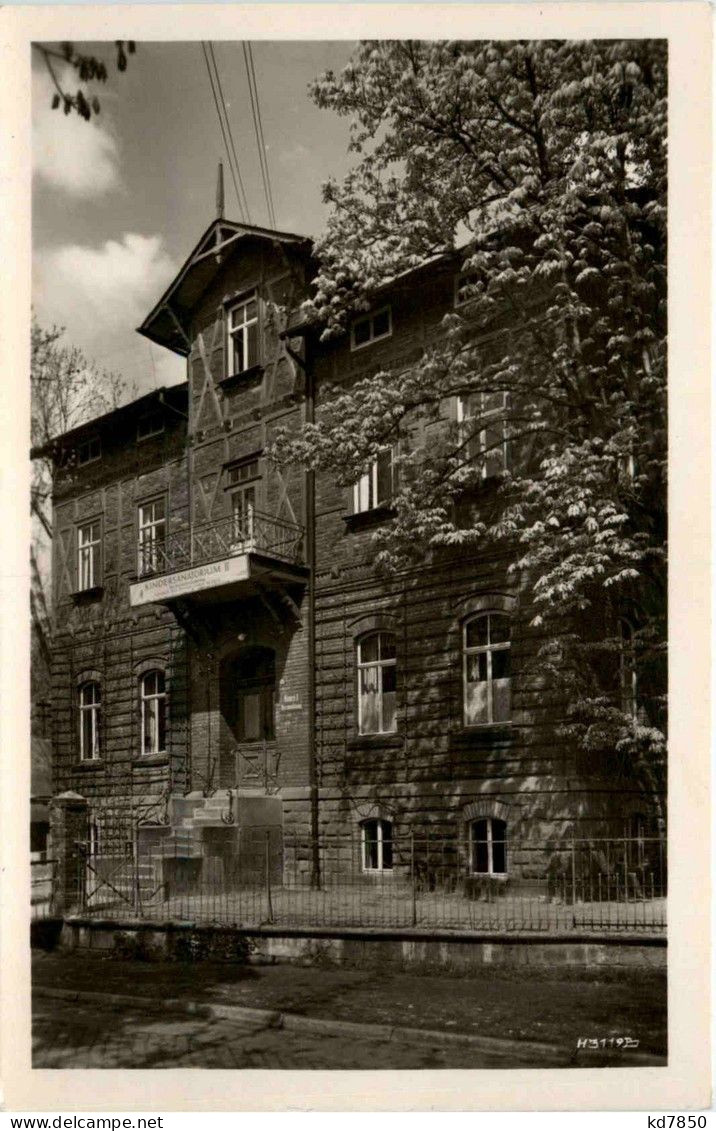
left=278, top=692, right=302, bottom=711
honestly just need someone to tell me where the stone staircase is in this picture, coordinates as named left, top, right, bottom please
left=143, top=793, right=236, bottom=861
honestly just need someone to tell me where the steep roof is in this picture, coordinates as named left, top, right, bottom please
left=137, top=218, right=312, bottom=356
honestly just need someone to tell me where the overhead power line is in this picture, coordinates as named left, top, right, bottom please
left=207, top=43, right=252, bottom=223
left=200, top=42, right=251, bottom=224
left=242, top=41, right=277, bottom=229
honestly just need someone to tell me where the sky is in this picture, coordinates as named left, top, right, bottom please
left=32, top=40, right=355, bottom=396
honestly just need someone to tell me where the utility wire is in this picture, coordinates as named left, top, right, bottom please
left=200, top=42, right=249, bottom=223
left=242, top=41, right=277, bottom=229
left=206, top=42, right=252, bottom=224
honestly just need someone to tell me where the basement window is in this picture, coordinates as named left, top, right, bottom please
left=362, top=818, right=393, bottom=872
left=470, top=817, right=507, bottom=875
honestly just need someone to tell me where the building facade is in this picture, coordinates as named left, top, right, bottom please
left=41, top=215, right=663, bottom=887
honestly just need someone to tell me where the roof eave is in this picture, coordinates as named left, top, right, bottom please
left=138, top=219, right=313, bottom=355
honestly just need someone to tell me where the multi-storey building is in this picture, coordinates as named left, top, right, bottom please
left=38, top=211, right=663, bottom=890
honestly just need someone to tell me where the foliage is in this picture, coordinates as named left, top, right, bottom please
left=34, top=41, right=135, bottom=120
left=272, top=40, right=667, bottom=787
left=31, top=316, right=134, bottom=541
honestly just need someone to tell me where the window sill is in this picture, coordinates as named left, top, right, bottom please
left=133, top=753, right=169, bottom=768
left=71, top=760, right=103, bottom=771
left=343, top=505, right=396, bottom=531
left=71, top=586, right=104, bottom=604
left=219, top=364, right=264, bottom=391
left=347, top=734, right=404, bottom=751
left=450, top=725, right=514, bottom=749
left=468, top=872, right=509, bottom=882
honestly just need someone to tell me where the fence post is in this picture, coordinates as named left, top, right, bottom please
left=48, top=792, right=88, bottom=917
left=77, top=842, right=87, bottom=914
left=265, top=830, right=274, bottom=923
left=570, top=837, right=577, bottom=926
left=410, top=830, right=417, bottom=927
left=623, top=837, right=629, bottom=912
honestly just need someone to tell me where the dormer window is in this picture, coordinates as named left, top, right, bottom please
left=351, top=306, right=392, bottom=351
left=228, top=293, right=259, bottom=376
left=77, top=436, right=101, bottom=466
left=137, top=410, right=164, bottom=441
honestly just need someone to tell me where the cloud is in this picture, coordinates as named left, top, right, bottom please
left=34, top=233, right=184, bottom=393
left=32, top=61, right=121, bottom=197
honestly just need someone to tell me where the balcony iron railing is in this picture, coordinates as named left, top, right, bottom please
left=137, top=511, right=304, bottom=579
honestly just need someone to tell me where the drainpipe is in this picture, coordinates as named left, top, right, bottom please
left=305, top=347, right=321, bottom=889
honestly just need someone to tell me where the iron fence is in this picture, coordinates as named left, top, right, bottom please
left=137, top=511, right=304, bottom=578
left=74, top=830, right=666, bottom=935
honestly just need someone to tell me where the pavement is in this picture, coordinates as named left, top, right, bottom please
left=31, top=950, right=667, bottom=1070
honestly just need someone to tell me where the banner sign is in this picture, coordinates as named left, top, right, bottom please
left=129, top=555, right=249, bottom=606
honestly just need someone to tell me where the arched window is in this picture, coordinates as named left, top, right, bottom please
left=78, top=681, right=101, bottom=761
left=357, top=632, right=397, bottom=734
left=470, top=817, right=507, bottom=875
left=362, top=818, right=393, bottom=872
left=139, top=670, right=167, bottom=755
left=463, top=612, right=511, bottom=725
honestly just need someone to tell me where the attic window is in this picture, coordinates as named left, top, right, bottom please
left=228, top=293, right=259, bottom=376
left=77, top=436, right=101, bottom=466
left=351, top=306, right=392, bottom=351
left=137, top=410, right=164, bottom=441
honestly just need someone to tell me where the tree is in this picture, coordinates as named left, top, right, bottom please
left=272, top=40, right=667, bottom=797
left=33, top=41, right=135, bottom=121
left=31, top=316, right=134, bottom=542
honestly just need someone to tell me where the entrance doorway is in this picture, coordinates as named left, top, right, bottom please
left=219, top=645, right=277, bottom=788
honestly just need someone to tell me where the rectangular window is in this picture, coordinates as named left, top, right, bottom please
left=77, top=520, right=101, bottom=590
left=228, top=293, right=259, bottom=376
left=456, top=391, right=509, bottom=477
left=227, top=458, right=261, bottom=549
left=137, top=410, right=164, bottom=441
left=77, top=436, right=101, bottom=466
left=463, top=613, right=511, bottom=726
left=350, top=306, right=392, bottom=351
left=78, top=682, right=101, bottom=761
left=231, top=486, right=256, bottom=547
left=140, top=670, right=167, bottom=755
left=357, top=632, right=397, bottom=735
left=362, top=819, right=394, bottom=872
left=138, top=498, right=167, bottom=576
left=471, top=818, right=507, bottom=875
left=353, top=448, right=397, bottom=513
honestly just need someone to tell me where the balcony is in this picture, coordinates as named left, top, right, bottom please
left=129, top=511, right=307, bottom=608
